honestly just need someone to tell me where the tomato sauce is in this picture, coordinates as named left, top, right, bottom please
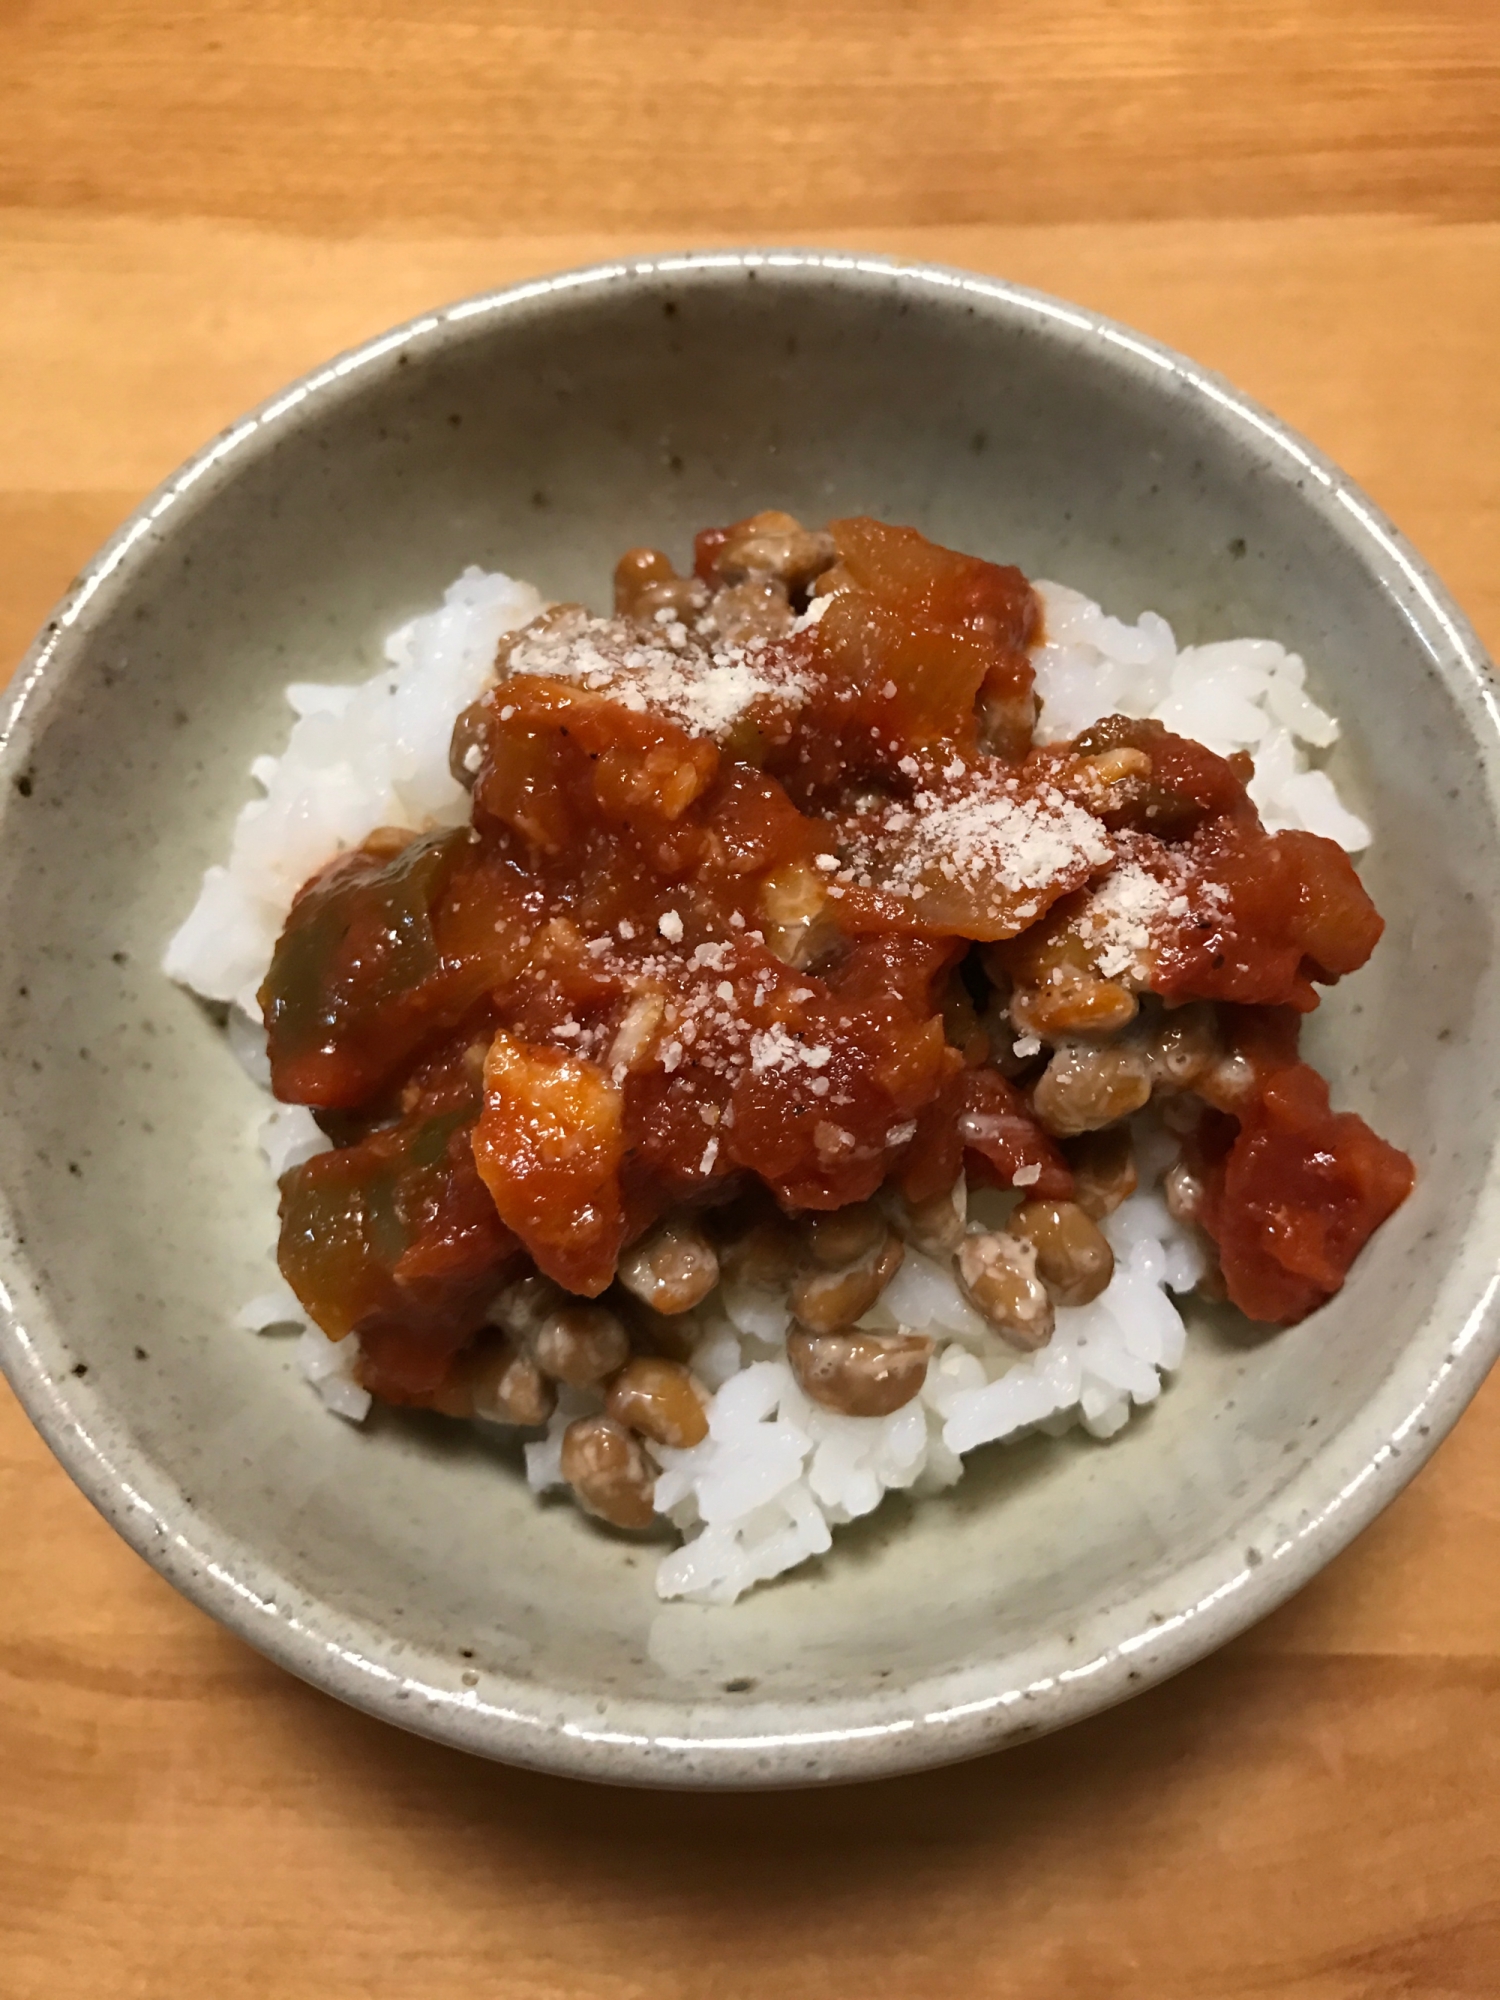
left=264, top=515, right=1412, bottom=1384
left=1184, top=1005, right=1415, bottom=1323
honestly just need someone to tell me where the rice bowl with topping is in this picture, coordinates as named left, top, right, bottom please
left=164, top=510, right=1413, bottom=1605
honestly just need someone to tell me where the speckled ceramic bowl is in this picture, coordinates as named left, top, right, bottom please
left=2, top=252, right=1497, bottom=1788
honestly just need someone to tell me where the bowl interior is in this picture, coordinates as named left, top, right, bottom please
left=2, top=258, right=1497, bottom=1782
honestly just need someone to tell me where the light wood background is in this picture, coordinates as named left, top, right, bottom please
left=3, top=6, right=1499, bottom=1995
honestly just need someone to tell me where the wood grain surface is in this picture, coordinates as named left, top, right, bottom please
left=3, top=6, right=1499, bottom=1996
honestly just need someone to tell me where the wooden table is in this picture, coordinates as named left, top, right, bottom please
left=3, top=6, right=1499, bottom=1993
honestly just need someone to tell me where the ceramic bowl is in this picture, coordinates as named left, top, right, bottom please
left=2, top=252, right=1497, bottom=1788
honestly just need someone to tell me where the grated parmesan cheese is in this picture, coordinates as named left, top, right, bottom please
left=838, top=767, right=1111, bottom=928
left=505, top=609, right=810, bottom=741
left=1082, top=862, right=1174, bottom=979
left=1068, top=852, right=1227, bottom=980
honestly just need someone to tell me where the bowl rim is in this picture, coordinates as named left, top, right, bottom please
left=3, top=246, right=1498, bottom=1788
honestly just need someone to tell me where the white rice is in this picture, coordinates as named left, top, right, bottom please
left=166, top=563, right=1368, bottom=1604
